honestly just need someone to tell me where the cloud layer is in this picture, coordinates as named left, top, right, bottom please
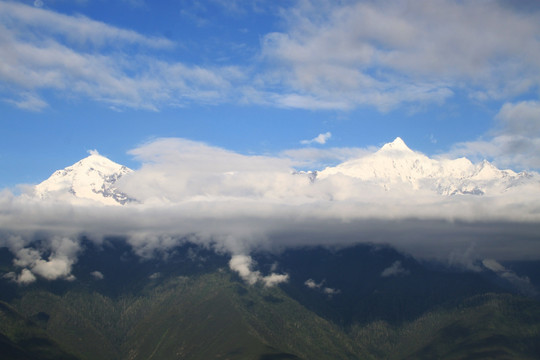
left=2, top=137, right=540, bottom=284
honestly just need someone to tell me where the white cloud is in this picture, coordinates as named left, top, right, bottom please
left=262, top=273, right=289, bottom=287
left=3, top=268, right=37, bottom=285
left=229, top=254, right=288, bottom=287
left=3, top=0, right=539, bottom=113
left=260, top=0, right=540, bottom=110
left=304, top=278, right=321, bottom=289
left=121, top=138, right=310, bottom=204
left=304, top=279, right=339, bottom=295
left=381, top=261, right=410, bottom=277
left=496, top=101, right=540, bottom=136
left=9, top=236, right=80, bottom=282
left=323, top=287, right=340, bottom=295
left=301, top=132, right=331, bottom=145
left=0, top=1, right=173, bottom=49
left=449, top=101, right=540, bottom=170
left=90, top=270, right=104, bottom=280
left=482, top=259, right=537, bottom=296
left=3, top=92, right=48, bottom=112
left=2, top=137, right=540, bottom=285
left=0, top=1, right=243, bottom=111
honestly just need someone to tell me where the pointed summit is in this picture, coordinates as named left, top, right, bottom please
left=34, top=152, right=133, bottom=205
left=378, top=137, right=413, bottom=153
left=74, top=151, right=127, bottom=174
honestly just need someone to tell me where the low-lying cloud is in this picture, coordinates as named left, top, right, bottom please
left=1, top=137, right=540, bottom=284
left=381, top=261, right=410, bottom=277
left=229, top=254, right=289, bottom=287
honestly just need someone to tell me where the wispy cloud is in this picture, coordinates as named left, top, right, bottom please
left=0, top=1, right=173, bottom=49
left=0, top=1, right=243, bottom=111
left=3, top=92, right=48, bottom=111
left=482, top=259, right=537, bottom=296
left=3, top=1, right=539, bottom=113
left=381, top=261, right=410, bottom=277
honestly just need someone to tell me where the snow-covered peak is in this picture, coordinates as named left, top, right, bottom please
left=317, top=138, right=532, bottom=195
left=378, top=137, right=414, bottom=154
left=34, top=152, right=133, bottom=206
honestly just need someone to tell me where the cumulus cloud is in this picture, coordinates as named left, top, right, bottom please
left=450, top=101, right=540, bottom=170
left=121, top=138, right=310, bottom=204
left=229, top=255, right=288, bottom=287
left=260, top=0, right=540, bottom=110
left=4, top=268, right=36, bottom=285
left=2, top=236, right=80, bottom=284
left=300, top=132, right=332, bottom=145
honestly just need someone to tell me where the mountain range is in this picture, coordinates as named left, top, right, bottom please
left=1, top=138, right=539, bottom=359
left=31, top=137, right=539, bottom=205
left=317, top=137, right=535, bottom=196
left=0, top=240, right=539, bottom=359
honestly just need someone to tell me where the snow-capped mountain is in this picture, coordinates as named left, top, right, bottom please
left=317, top=137, right=534, bottom=195
left=33, top=139, right=537, bottom=206
left=34, top=151, right=133, bottom=206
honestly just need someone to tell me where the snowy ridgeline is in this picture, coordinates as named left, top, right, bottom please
left=32, top=138, right=538, bottom=206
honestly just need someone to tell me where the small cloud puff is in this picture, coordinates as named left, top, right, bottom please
left=90, top=270, right=104, bottom=280
left=301, top=132, right=331, bottom=145
left=304, top=278, right=322, bottom=289
left=3, top=268, right=37, bottom=285
left=304, top=279, right=340, bottom=296
left=229, top=254, right=288, bottom=287
left=381, top=261, right=410, bottom=277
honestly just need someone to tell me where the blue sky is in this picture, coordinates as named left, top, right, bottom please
left=2, top=0, right=540, bottom=189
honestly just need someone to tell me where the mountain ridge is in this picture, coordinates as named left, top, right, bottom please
left=317, top=137, right=532, bottom=196
left=32, top=138, right=538, bottom=205
left=1, top=241, right=539, bottom=360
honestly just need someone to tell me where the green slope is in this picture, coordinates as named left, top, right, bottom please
left=2, top=268, right=540, bottom=360
left=352, top=293, right=540, bottom=359
left=7, top=271, right=370, bottom=360
left=0, top=301, right=79, bottom=360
